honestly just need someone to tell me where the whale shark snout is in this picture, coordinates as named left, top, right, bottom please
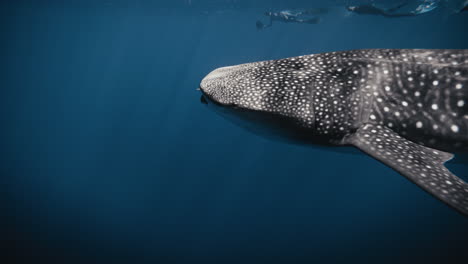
left=199, top=66, right=237, bottom=106
left=199, top=61, right=268, bottom=108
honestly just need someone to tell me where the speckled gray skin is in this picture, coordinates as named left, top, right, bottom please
left=199, top=49, right=468, bottom=216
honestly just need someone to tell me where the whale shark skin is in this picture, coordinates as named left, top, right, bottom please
left=199, top=49, right=468, bottom=216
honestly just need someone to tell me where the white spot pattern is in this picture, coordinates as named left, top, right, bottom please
left=200, top=49, right=468, bottom=216
left=351, top=124, right=468, bottom=216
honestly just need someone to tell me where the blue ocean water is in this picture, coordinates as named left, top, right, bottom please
left=1, top=0, right=468, bottom=263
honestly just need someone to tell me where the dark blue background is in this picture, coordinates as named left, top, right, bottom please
left=1, top=1, right=468, bottom=263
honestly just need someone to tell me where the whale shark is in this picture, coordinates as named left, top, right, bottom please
left=199, top=49, right=468, bottom=216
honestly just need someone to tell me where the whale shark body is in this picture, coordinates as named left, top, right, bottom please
left=199, top=49, right=468, bottom=216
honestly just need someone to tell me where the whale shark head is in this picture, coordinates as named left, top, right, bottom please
left=199, top=57, right=319, bottom=127
left=199, top=58, right=323, bottom=143
left=199, top=53, right=366, bottom=143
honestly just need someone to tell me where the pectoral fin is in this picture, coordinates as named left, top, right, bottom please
left=346, top=123, right=468, bottom=216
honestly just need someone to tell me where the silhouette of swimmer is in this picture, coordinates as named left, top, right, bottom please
left=347, top=1, right=438, bottom=18
left=460, top=1, right=468, bottom=13
left=256, top=9, right=323, bottom=30
left=414, top=0, right=440, bottom=14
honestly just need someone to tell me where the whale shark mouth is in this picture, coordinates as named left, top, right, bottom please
left=198, top=87, right=229, bottom=108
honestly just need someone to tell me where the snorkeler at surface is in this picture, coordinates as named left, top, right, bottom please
left=256, top=9, right=325, bottom=30
left=347, top=0, right=439, bottom=18
left=460, top=0, right=468, bottom=12
left=413, top=0, right=440, bottom=14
